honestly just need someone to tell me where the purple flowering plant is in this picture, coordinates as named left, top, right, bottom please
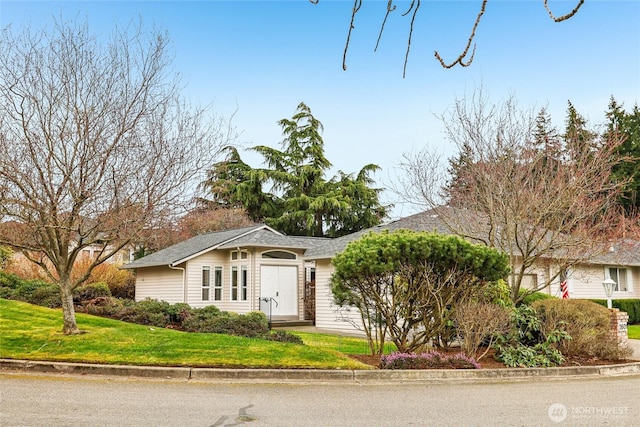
left=380, top=350, right=481, bottom=370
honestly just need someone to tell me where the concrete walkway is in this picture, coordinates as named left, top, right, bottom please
left=627, top=338, right=640, bottom=360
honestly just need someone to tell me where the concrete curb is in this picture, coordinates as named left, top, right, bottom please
left=2, top=358, right=640, bottom=382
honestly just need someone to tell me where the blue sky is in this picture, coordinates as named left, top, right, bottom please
left=2, top=1, right=639, bottom=217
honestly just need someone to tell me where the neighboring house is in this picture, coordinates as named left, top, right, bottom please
left=123, top=212, right=640, bottom=332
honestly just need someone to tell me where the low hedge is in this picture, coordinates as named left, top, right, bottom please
left=590, top=299, right=640, bottom=324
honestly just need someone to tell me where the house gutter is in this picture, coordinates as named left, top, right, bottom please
left=169, top=264, right=187, bottom=304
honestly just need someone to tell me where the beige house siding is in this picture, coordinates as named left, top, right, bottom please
left=134, top=246, right=309, bottom=319
left=553, top=263, right=640, bottom=300
left=314, top=259, right=365, bottom=335
left=135, top=266, right=184, bottom=304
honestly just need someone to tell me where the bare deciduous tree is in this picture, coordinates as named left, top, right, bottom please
left=310, top=0, right=585, bottom=77
left=395, top=92, right=628, bottom=302
left=0, top=19, right=233, bottom=334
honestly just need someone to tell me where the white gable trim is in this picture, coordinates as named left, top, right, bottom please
left=170, top=225, right=280, bottom=267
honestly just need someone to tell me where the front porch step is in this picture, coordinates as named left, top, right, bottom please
left=270, top=320, right=314, bottom=328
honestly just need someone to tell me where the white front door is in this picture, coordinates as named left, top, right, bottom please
left=260, top=265, right=298, bottom=317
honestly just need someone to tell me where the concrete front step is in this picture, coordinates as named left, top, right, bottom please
left=271, top=320, right=314, bottom=328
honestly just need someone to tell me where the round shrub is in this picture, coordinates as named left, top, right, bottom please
left=74, top=282, right=112, bottom=304
left=532, top=299, right=630, bottom=360
left=116, top=298, right=171, bottom=327
left=30, top=284, right=61, bottom=308
left=266, top=330, right=304, bottom=344
left=167, top=302, right=194, bottom=324
left=182, top=309, right=269, bottom=338
left=78, top=296, right=127, bottom=317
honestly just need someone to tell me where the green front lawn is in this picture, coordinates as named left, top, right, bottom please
left=628, top=324, right=640, bottom=340
left=0, top=299, right=370, bottom=369
left=291, top=331, right=396, bottom=355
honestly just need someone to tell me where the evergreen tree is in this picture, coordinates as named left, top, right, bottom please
left=605, top=97, right=640, bottom=214
left=201, top=103, right=388, bottom=237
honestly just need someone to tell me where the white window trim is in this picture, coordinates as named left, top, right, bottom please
left=605, top=266, right=632, bottom=293
left=261, top=250, right=297, bottom=260
left=202, top=266, right=211, bottom=301
left=231, top=250, right=249, bottom=261
left=213, top=266, right=223, bottom=301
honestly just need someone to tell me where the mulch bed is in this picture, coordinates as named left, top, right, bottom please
left=349, top=347, right=633, bottom=369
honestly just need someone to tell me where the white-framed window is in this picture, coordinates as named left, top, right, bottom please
left=241, top=265, right=248, bottom=300
left=606, top=267, right=630, bottom=292
left=230, top=265, right=248, bottom=301
left=230, top=250, right=249, bottom=301
left=262, top=250, right=296, bottom=260
left=214, top=266, right=223, bottom=301
left=202, top=266, right=211, bottom=301
left=231, top=250, right=248, bottom=261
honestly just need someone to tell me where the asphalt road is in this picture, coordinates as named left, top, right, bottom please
left=1, top=372, right=639, bottom=426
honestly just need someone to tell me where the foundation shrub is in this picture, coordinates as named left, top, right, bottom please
left=182, top=308, right=269, bottom=338
left=115, top=298, right=172, bottom=327
left=532, top=299, right=630, bottom=360
left=167, top=302, right=194, bottom=324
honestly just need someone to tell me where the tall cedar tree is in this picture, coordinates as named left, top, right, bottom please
left=201, top=103, right=388, bottom=237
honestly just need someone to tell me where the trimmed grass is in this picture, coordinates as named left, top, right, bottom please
left=291, top=331, right=396, bottom=355
left=628, top=324, right=640, bottom=340
left=0, top=299, right=370, bottom=369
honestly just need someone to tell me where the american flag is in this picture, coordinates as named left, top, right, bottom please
left=560, top=279, right=569, bottom=299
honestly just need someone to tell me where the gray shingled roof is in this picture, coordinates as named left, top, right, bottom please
left=217, top=229, right=329, bottom=250
left=123, top=210, right=640, bottom=268
left=589, top=239, right=640, bottom=266
left=123, top=225, right=330, bottom=269
left=122, top=225, right=269, bottom=269
left=304, top=210, right=452, bottom=259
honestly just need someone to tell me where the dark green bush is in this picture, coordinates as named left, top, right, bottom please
left=30, top=284, right=61, bottom=308
left=0, top=271, right=52, bottom=301
left=115, top=298, right=172, bottom=327
left=0, top=271, right=61, bottom=307
left=590, top=299, right=640, bottom=324
left=266, top=330, right=304, bottom=344
left=78, top=296, right=128, bottom=317
left=493, top=305, right=568, bottom=367
left=74, top=282, right=112, bottom=304
left=107, top=279, right=135, bottom=300
left=182, top=309, right=269, bottom=338
left=167, top=302, right=194, bottom=324
left=533, top=299, right=631, bottom=360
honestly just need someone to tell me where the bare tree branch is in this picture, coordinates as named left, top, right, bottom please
left=311, top=0, right=583, bottom=75
left=434, top=0, right=486, bottom=69
left=544, top=0, right=585, bottom=22
left=342, top=0, right=363, bottom=71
